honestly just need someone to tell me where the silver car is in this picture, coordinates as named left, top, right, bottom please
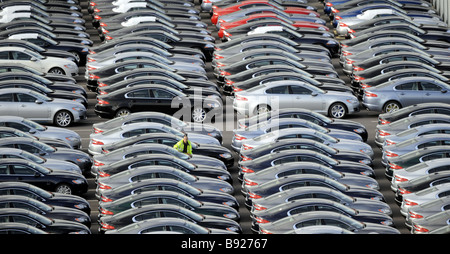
left=362, top=77, right=450, bottom=113
left=233, top=80, right=360, bottom=118
left=406, top=196, right=450, bottom=229
left=231, top=118, right=363, bottom=151
left=0, top=88, right=87, bottom=128
left=411, top=210, right=450, bottom=234
left=400, top=182, right=450, bottom=217
left=0, top=46, right=78, bottom=76
left=88, top=122, right=221, bottom=155
left=238, top=127, right=374, bottom=158
left=0, top=116, right=82, bottom=148
left=382, top=123, right=450, bottom=148
left=391, top=158, right=450, bottom=193
left=382, top=134, right=450, bottom=167
left=375, top=114, right=450, bottom=147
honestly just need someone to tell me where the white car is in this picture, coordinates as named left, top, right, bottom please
left=0, top=46, right=78, bottom=76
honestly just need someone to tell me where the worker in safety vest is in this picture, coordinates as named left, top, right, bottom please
left=173, top=133, right=193, bottom=158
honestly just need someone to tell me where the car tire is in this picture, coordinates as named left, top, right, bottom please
left=383, top=101, right=401, bottom=113
left=54, top=110, right=74, bottom=127
left=328, top=102, right=347, bottom=119
left=55, top=183, right=72, bottom=195
left=115, top=108, right=131, bottom=117
left=70, top=51, right=81, bottom=63
left=48, top=67, right=66, bottom=75
left=192, top=107, right=207, bottom=123
left=256, top=104, right=271, bottom=115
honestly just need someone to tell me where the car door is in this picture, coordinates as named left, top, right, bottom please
left=289, top=84, right=325, bottom=111
left=14, top=92, right=50, bottom=120
left=264, top=85, right=292, bottom=110
left=420, top=81, right=450, bottom=104
left=125, top=88, right=152, bottom=113
left=149, top=88, right=178, bottom=114
left=9, top=50, right=45, bottom=73
left=9, top=163, right=45, bottom=190
left=393, top=82, right=423, bottom=107
left=0, top=92, right=18, bottom=116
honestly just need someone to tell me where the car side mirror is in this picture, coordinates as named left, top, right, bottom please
left=441, top=90, right=447, bottom=93
left=35, top=100, right=43, bottom=104
left=30, top=57, right=37, bottom=62
left=311, top=92, right=318, bottom=97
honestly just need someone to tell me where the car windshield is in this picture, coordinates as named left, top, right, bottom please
left=404, top=162, right=428, bottom=172
left=167, top=147, right=190, bottom=160
left=20, top=150, right=45, bottom=164
left=32, top=140, right=56, bottom=153
left=395, top=128, right=418, bottom=137
left=29, top=90, right=52, bottom=102
left=253, top=131, right=275, bottom=141
left=314, top=132, right=338, bottom=144
left=162, top=125, right=183, bottom=137
left=22, top=119, right=46, bottom=131
left=26, top=161, right=51, bottom=174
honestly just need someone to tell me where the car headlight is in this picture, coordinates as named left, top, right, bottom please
left=75, top=217, right=89, bottom=223
left=207, top=102, right=220, bottom=108
left=360, top=148, right=373, bottom=155
left=353, top=128, right=365, bottom=133
left=74, top=203, right=89, bottom=210
left=366, top=182, right=379, bottom=189
left=378, top=207, right=392, bottom=214
left=381, top=220, right=394, bottom=226
left=219, top=153, right=232, bottom=159
left=72, top=179, right=85, bottom=184
left=66, top=136, right=80, bottom=142
left=218, top=175, right=230, bottom=181
left=219, top=187, right=233, bottom=193
left=359, top=159, right=372, bottom=165
left=346, top=98, right=358, bottom=104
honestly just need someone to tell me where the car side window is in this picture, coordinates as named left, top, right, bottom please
left=10, top=165, right=34, bottom=175
left=420, top=82, right=442, bottom=91
left=417, top=141, right=440, bottom=149
left=429, top=165, right=450, bottom=174
left=0, top=93, right=13, bottom=102
left=16, top=94, right=36, bottom=103
left=395, top=82, right=419, bottom=91
left=11, top=52, right=31, bottom=61
left=290, top=85, right=311, bottom=95
left=0, top=165, right=9, bottom=175
left=266, top=85, right=289, bottom=94
left=122, top=129, right=146, bottom=138
left=294, top=219, right=319, bottom=229
left=438, top=191, right=450, bottom=198
left=126, top=89, right=150, bottom=98
left=151, top=89, right=175, bottom=99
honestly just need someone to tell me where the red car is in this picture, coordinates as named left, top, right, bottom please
left=211, top=0, right=320, bottom=25
left=218, top=20, right=329, bottom=38
left=217, top=13, right=328, bottom=33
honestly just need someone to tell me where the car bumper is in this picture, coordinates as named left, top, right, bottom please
left=362, top=100, right=383, bottom=112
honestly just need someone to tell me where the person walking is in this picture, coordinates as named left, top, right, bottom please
left=173, top=133, right=193, bottom=158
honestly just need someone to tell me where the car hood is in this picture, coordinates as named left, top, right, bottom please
left=37, top=126, right=81, bottom=139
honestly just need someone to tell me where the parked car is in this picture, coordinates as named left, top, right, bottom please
left=395, top=171, right=450, bottom=204
left=363, top=77, right=450, bottom=113
left=88, top=122, right=221, bottom=155
left=382, top=123, right=450, bottom=148
left=400, top=182, right=450, bottom=216
left=233, top=80, right=359, bottom=118
left=0, top=208, right=91, bottom=234
left=0, top=116, right=82, bottom=149
left=0, top=195, right=90, bottom=227
left=406, top=196, right=450, bottom=229
left=411, top=210, right=450, bottom=234
left=0, top=88, right=86, bottom=127
left=377, top=102, right=450, bottom=126
left=98, top=204, right=241, bottom=234
left=0, top=222, right=48, bottom=234
left=97, top=190, right=240, bottom=221
left=258, top=211, right=400, bottom=234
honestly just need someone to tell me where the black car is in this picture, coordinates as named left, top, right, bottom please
left=0, top=158, right=88, bottom=195
left=97, top=190, right=240, bottom=220
left=0, top=195, right=91, bottom=227
left=244, top=174, right=385, bottom=208
left=98, top=204, right=241, bottom=234
left=0, top=18, right=88, bottom=38
left=238, top=149, right=375, bottom=181
left=0, top=27, right=92, bottom=46
left=94, top=154, right=232, bottom=183
left=377, top=102, right=450, bottom=125
left=250, top=198, right=394, bottom=233
left=0, top=208, right=90, bottom=234
left=239, top=138, right=372, bottom=166
left=0, top=137, right=92, bottom=175
left=395, top=171, right=450, bottom=204
left=386, top=145, right=450, bottom=179
left=0, top=0, right=82, bottom=12
left=0, top=62, right=77, bottom=85
left=0, top=222, right=48, bottom=234
left=98, top=178, right=239, bottom=210
left=238, top=108, right=368, bottom=141
left=94, top=84, right=222, bottom=123
left=0, top=181, right=90, bottom=214
left=100, top=133, right=234, bottom=167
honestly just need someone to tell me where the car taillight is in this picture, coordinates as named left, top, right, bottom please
left=97, top=99, right=109, bottom=105
left=93, top=127, right=103, bottom=134
left=105, top=35, right=113, bottom=40
left=385, top=151, right=398, bottom=157
left=253, top=204, right=267, bottom=211
left=100, top=222, right=115, bottom=230
left=404, top=199, right=418, bottom=206
left=233, top=87, right=243, bottom=92
left=260, top=229, right=272, bottom=234
left=214, top=55, right=224, bottom=60
left=216, top=62, right=225, bottom=68
left=220, top=70, right=231, bottom=76
left=241, top=166, right=254, bottom=173
left=339, top=22, right=347, bottom=27
left=98, top=90, right=108, bottom=95
left=98, top=82, right=108, bottom=87
left=394, top=175, right=409, bottom=182
left=101, top=148, right=109, bottom=154
left=89, top=74, right=100, bottom=79
left=361, top=83, right=371, bottom=89
left=255, top=216, right=270, bottom=224
left=408, top=211, right=423, bottom=219
left=240, top=155, right=252, bottom=161
left=326, top=2, right=333, bottom=6
left=248, top=191, right=262, bottom=199
left=364, top=91, right=377, bottom=97
left=91, top=139, right=104, bottom=145
left=234, top=134, right=247, bottom=141
left=242, top=144, right=253, bottom=150
left=398, top=187, right=411, bottom=195
left=353, top=66, right=364, bottom=71
left=385, top=140, right=396, bottom=146
left=346, top=59, right=354, bottom=65
left=354, top=75, right=364, bottom=81
left=99, top=207, right=114, bottom=215
left=99, top=22, right=107, bottom=27
left=389, top=163, right=403, bottom=170
left=98, top=170, right=110, bottom=178
left=379, top=119, right=391, bottom=125
left=244, top=179, right=258, bottom=186
left=235, top=94, right=248, bottom=101
left=87, top=66, right=96, bottom=71
left=335, top=16, right=342, bottom=20
left=94, top=15, right=101, bottom=20
left=98, top=183, right=111, bottom=190
left=93, top=160, right=105, bottom=166
left=342, top=51, right=352, bottom=56
left=378, top=130, right=391, bottom=136
left=100, top=195, right=113, bottom=202
left=413, top=224, right=429, bottom=233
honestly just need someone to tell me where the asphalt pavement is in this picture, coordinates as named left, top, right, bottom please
left=72, top=0, right=411, bottom=234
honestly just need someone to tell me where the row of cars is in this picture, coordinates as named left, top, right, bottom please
left=86, top=0, right=226, bottom=123
left=0, top=0, right=95, bottom=234
left=373, top=103, right=450, bottom=233
left=0, top=0, right=92, bottom=127
left=85, top=112, right=245, bottom=234
left=228, top=107, right=402, bottom=234
left=327, top=0, right=450, bottom=113
left=204, top=0, right=361, bottom=118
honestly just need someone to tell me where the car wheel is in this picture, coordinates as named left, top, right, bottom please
left=49, top=67, right=66, bottom=75
left=54, top=110, right=73, bottom=127
left=383, top=101, right=401, bottom=113
left=192, top=107, right=207, bottom=122
left=115, top=108, right=131, bottom=117
left=256, top=105, right=271, bottom=115
left=70, top=51, right=81, bottom=63
left=55, top=183, right=72, bottom=195
left=328, top=102, right=347, bottom=119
